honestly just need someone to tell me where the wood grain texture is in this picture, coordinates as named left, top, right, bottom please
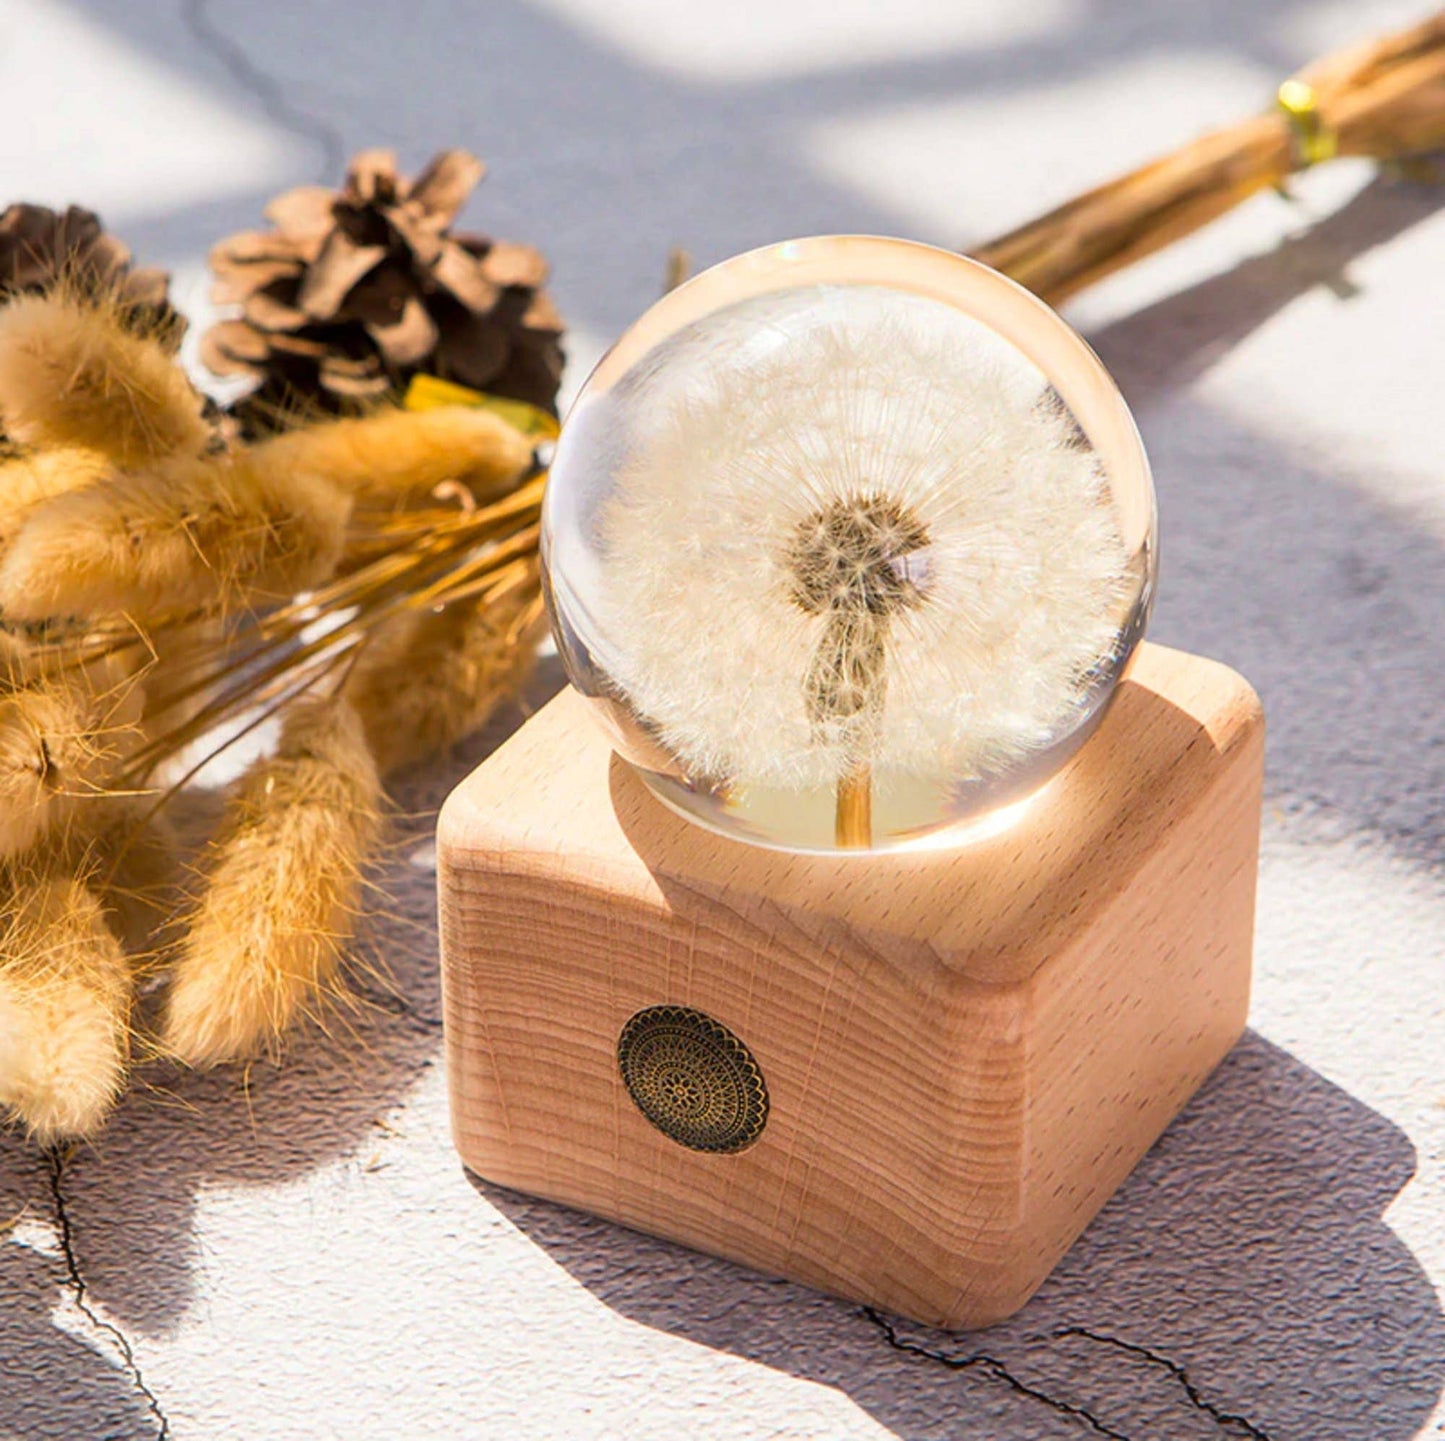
left=437, top=643, right=1264, bottom=1329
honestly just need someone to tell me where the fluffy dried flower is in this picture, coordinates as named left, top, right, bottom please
left=592, top=287, right=1134, bottom=793
left=0, top=289, right=208, bottom=468
left=0, top=632, right=144, bottom=860
left=0, top=446, right=111, bottom=554
left=0, top=872, right=132, bottom=1143
left=0, top=447, right=351, bottom=620
left=344, top=575, right=540, bottom=775
left=164, top=697, right=382, bottom=1067
left=252, top=404, right=533, bottom=505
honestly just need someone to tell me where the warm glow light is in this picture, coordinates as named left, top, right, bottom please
left=892, top=781, right=1054, bottom=854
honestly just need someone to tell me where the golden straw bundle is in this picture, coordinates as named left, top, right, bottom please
left=972, top=12, right=1445, bottom=304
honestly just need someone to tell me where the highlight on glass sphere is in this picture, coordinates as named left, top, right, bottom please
left=542, top=236, right=1156, bottom=853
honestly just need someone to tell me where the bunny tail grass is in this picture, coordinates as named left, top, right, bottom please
left=0, top=632, right=145, bottom=861
left=163, top=697, right=382, bottom=1067
left=343, top=576, right=541, bottom=776
left=0, top=290, right=209, bottom=468
left=0, top=681, right=92, bottom=860
left=0, top=447, right=112, bottom=555
left=0, top=874, right=132, bottom=1144
left=252, top=405, right=534, bottom=504
left=0, top=447, right=351, bottom=621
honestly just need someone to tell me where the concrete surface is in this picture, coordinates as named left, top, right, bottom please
left=2, top=1, right=1443, bottom=1437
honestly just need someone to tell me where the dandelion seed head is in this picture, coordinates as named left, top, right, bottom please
left=548, top=262, right=1149, bottom=814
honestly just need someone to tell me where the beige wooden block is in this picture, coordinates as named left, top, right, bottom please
left=437, top=642, right=1264, bottom=1329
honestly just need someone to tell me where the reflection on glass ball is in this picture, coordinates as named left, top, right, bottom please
left=542, top=236, right=1156, bottom=853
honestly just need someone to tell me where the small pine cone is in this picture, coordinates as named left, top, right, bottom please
left=201, top=149, right=565, bottom=433
left=0, top=202, right=181, bottom=343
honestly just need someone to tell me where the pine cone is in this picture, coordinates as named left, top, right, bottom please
left=201, top=149, right=565, bottom=432
left=0, top=203, right=180, bottom=340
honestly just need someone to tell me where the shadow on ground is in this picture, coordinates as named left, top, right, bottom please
left=480, top=1031, right=1442, bottom=1440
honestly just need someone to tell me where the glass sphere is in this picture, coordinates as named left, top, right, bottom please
left=542, top=236, right=1155, bottom=853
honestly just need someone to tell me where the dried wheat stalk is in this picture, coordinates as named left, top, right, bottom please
left=972, top=12, right=1445, bottom=304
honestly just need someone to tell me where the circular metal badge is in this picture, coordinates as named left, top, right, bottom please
left=617, top=1006, right=768, bottom=1154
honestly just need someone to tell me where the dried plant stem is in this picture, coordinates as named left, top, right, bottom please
left=971, top=12, right=1445, bottom=305
left=0, top=872, right=132, bottom=1143
left=835, top=764, right=873, bottom=849
left=662, top=247, right=693, bottom=294
left=163, top=696, right=382, bottom=1067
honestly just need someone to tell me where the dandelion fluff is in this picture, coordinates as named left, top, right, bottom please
left=586, top=285, right=1134, bottom=796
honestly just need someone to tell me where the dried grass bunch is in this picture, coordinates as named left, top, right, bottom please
left=971, top=12, right=1445, bottom=304
left=0, top=283, right=544, bottom=1143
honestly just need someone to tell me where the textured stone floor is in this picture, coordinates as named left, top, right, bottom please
left=1, top=1, right=1442, bottom=1437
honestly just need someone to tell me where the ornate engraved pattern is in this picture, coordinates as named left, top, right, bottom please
left=617, top=1006, right=768, bottom=1153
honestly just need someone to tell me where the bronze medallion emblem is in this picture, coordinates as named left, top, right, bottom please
left=617, top=1006, right=768, bottom=1153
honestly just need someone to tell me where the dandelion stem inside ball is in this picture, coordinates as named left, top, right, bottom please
left=786, top=494, right=931, bottom=844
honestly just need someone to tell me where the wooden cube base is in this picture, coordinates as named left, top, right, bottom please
left=438, top=643, right=1264, bottom=1329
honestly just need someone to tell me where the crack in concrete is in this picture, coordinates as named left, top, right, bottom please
left=46, top=1151, right=171, bottom=1441
left=180, top=0, right=345, bottom=181
left=862, top=1305, right=1278, bottom=1441
left=861, top=1306, right=1132, bottom=1439
left=1054, top=1326, right=1274, bottom=1441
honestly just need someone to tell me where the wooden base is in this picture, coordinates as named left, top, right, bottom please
left=437, top=644, right=1264, bottom=1329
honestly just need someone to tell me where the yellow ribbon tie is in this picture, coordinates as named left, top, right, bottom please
left=1277, top=79, right=1338, bottom=169
left=403, top=373, right=561, bottom=440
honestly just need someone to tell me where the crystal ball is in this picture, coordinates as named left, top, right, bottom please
left=542, top=236, right=1155, bottom=853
